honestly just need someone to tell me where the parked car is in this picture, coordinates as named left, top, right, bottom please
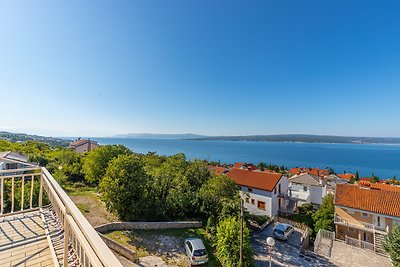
left=273, top=223, right=294, bottom=241
left=184, top=238, right=209, bottom=265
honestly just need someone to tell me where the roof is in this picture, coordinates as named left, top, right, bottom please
left=208, top=166, right=229, bottom=175
left=335, top=184, right=400, bottom=217
left=0, top=151, right=29, bottom=163
left=337, top=173, right=355, bottom=180
left=289, top=173, right=321, bottom=186
left=185, top=238, right=205, bottom=250
left=227, top=168, right=283, bottom=192
left=357, top=181, right=400, bottom=192
left=233, top=162, right=258, bottom=171
left=69, top=139, right=98, bottom=148
left=288, top=167, right=329, bottom=177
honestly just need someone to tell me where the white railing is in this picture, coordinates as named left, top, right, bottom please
left=334, top=214, right=386, bottom=234
left=345, top=235, right=375, bottom=251
left=0, top=167, right=123, bottom=267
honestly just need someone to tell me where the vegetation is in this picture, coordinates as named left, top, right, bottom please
left=215, top=216, right=253, bottom=267
left=257, top=162, right=286, bottom=173
left=313, top=194, right=335, bottom=233
left=371, top=174, right=380, bottom=183
left=383, top=223, right=400, bottom=267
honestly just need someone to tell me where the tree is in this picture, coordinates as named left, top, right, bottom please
left=355, top=171, right=359, bottom=180
left=216, top=216, right=253, bottom=267
left=257, top=162, right=267, bottom=171
left=383, top=223, right=400, bottom=266
left=99, top=154, right=149, bottom=221
left=371, top=174, right=380, bottom=183
left=197, top=174, right=239, bottom=219
left=313, top=194, right=335, bottom=233
left=82, top=145, right=131, bottom=184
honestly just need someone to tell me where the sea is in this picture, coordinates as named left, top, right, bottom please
left=92, top=138, right=400, bottom=179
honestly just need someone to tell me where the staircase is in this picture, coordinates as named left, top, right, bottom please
left=374, top=231, right=388, bottom=256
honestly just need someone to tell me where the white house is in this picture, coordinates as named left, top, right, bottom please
left=289, top=173, right=327, bottom=206
left=227, top=168, right=290, bottom=217
left=0, top=151, right=35, bottom=171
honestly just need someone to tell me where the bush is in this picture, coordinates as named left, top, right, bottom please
left=216, top=216, right=253, bottom=267
left=383, top=223, right=400, bottom=266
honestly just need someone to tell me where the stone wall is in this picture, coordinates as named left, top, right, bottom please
left=95, top=221, right=202, bottom=234
left=98, top=233, right=136, bottom=261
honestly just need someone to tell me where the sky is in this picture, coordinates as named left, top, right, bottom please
left=1, top=1, right=400, bottom=137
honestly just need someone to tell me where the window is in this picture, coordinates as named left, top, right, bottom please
left=257, top=201, right=266, bottom=210
left=251, top=199, right=255, bottom=205
left=274, top=187, right=276, bottom=194
left=377, top=216, right=381, bottom=226
left=248, top=187, right=253, bottom=193
left=186, top=241, right=193, bottom=252
left=279, top=184, right=281, bottom=194
left=303, top=186, right=308, bottom=192
left=245, top=197, right=250, bottom=203
left=362, top=212, right=369, bottom=218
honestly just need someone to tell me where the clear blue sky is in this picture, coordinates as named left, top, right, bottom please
left=1, top=1, right=400, bottom=137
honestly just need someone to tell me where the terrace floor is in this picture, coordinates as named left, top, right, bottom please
left=0, top=209, right=61, bottom=267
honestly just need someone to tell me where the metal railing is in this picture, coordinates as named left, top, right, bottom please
left=0, top=167, right=123, bottom=267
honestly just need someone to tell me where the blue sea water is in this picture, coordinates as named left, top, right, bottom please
left=92, top=138, right=400, bottom=179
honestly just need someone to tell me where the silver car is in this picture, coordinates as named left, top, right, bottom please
left=273, top=223, right=294, bottom=241
left=184, top=238, right=209, bottom=265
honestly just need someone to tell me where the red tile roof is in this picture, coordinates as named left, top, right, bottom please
left=357, top=181, right=400, bottom=192
left=288, top=167, right=329, bottom=177
left=337, top=173, right=355, bottom=180
left=208, top=166, right=229, bottom=175
left=227, top=168, right=283, bottom=192
left=335, top=184, right=400, bottom=217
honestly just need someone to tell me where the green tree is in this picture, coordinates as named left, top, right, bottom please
left=197, top=174, right=239, bottom=219
left=99, top=154, right=149, bottom=221
left=257, top=162, right=267, bottom=171
left=383, top=223, right=400, bottom=266
left=313, top=194, right=335, bottom=233
left=371, top=174, right=380, bottom=183
left=216, top=216, right=253, bottom=267
left=355, top=171, right=359, bottom=180
left=82, top=145, right=131, bottom=184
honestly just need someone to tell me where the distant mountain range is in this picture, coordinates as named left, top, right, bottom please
left=189, top=134, right=400, bottom=144
left=112, top=133, right=207, bottom=139
left=0, top=131, right=70, bottom=147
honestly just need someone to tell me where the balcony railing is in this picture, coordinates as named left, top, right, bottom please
left=334, top=214, right=387, bottom=235
left=0, top=167, right=123, bottom=267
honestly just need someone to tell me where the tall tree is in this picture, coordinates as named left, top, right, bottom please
left=383, top=223, right=400, bottom=266
left=313, top=194, right=335, bottom=233
left=216, top=216, right=253, bottom=267
left=99, top=154, right=149, bottom=221
left=82, top=145, right=131, bottom=184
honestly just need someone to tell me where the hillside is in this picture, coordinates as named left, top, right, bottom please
left=0, top=131, right=70, bottom=147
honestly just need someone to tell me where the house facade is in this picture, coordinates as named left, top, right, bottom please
left=334, top=184, right=400, bottom=254
left=289, top=173, right=327, bottom=206
left=69, top=139, right=99, bottom=153
left=227, top=168, right=289, bottom=217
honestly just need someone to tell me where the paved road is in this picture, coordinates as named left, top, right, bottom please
left=251, top=222, right=336, bottom=267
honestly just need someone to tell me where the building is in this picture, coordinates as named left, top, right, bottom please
left=227, top=168, right=290, bottom=217
left=288, top=167, right=330, bottom=177
left=289, top=173, right=327, bottom=206
left=0, top=151, right=36, bottom=170
left=69, top=139, right=99, bottom=153
left=334, top=183, right=400, bottom=254
left=337, top=173, right=355, bottom=181
left=324, top=174, right=348, bottom=193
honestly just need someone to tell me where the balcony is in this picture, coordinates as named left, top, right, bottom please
left=0, top=167, right=123, bottom=267
left=334, top=214, right=387, bottom=235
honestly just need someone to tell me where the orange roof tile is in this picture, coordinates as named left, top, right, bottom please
left=337, top=173, right=355, bottom=180
left=227, top=168, right=283, bottom=192
left=357, top=182, right=400, bottom=192
left=335, top=184, right=400, bottom=217
left=208, top=166, right=229, bottom=175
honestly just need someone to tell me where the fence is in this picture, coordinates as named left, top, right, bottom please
left=345, top=236, right=375, bottom=251
left=0, top=167, right=123, bottom=267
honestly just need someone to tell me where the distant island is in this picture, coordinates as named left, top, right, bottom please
left=113, top=133, right=207, bottom=139
left=188, top=134, right=400, bottom=144
left=0, top=131, right=70, bottom=147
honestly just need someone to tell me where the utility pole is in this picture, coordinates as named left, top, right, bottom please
left=240, top=198, right=244, bottom=266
